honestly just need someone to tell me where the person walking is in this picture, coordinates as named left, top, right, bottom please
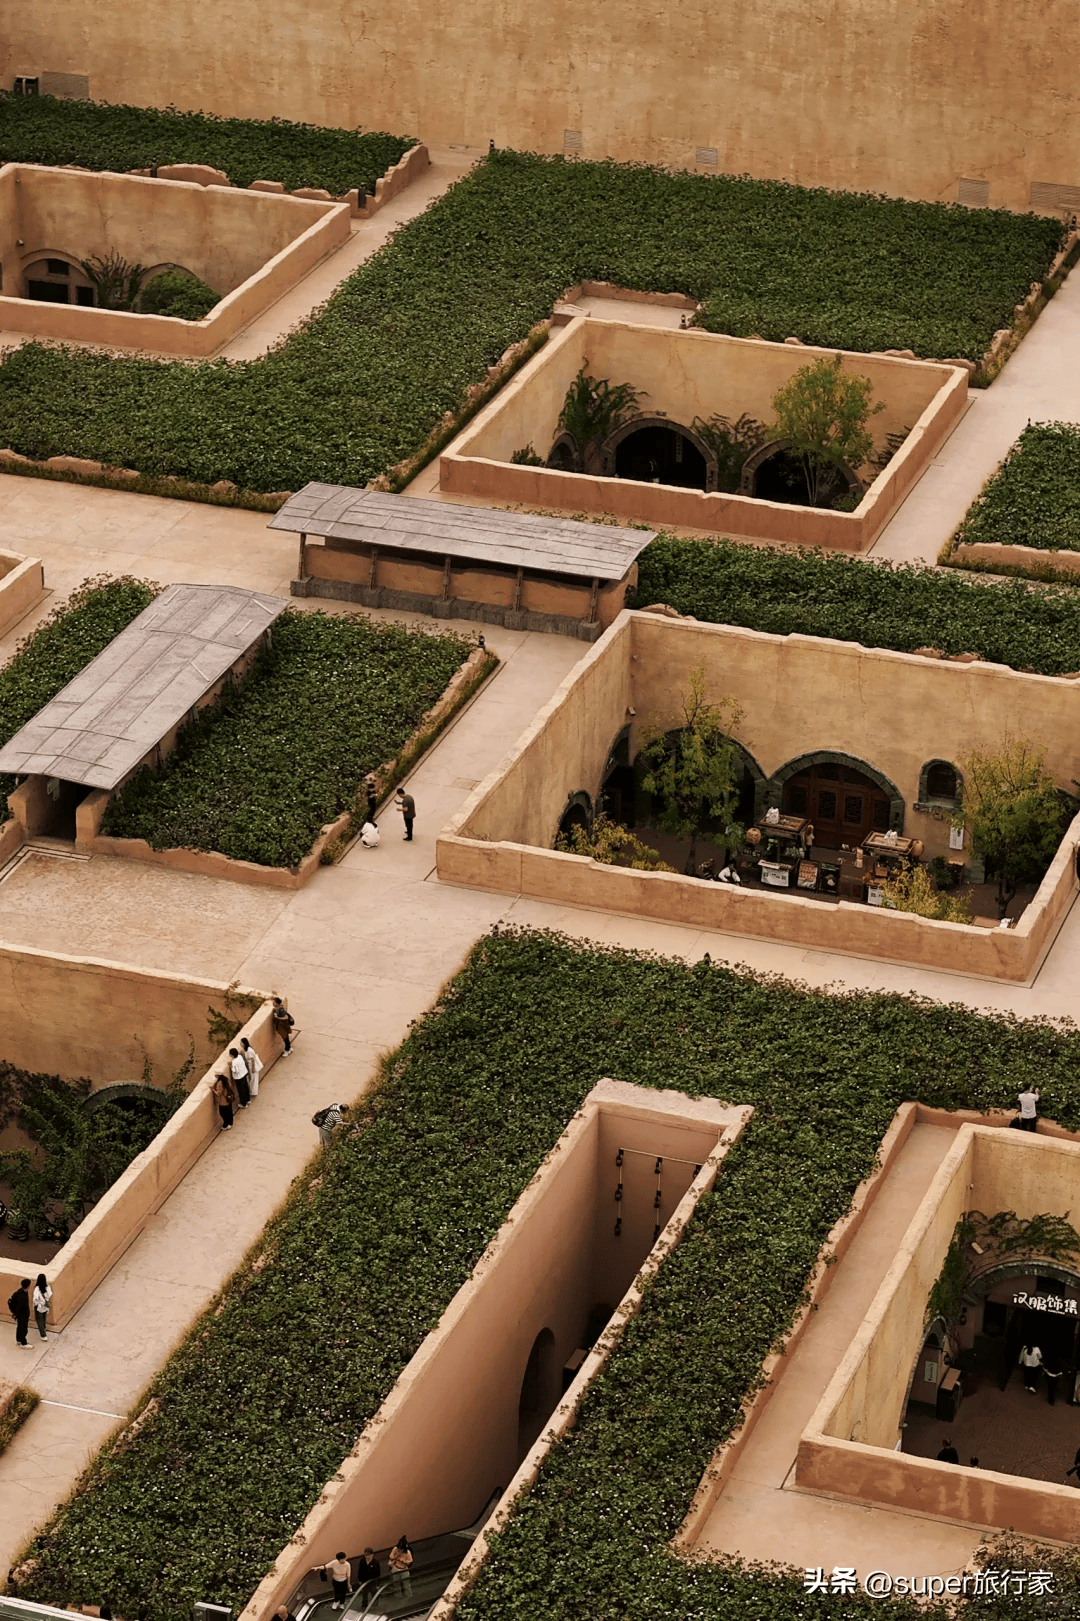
left=388, top=1537, right=413, bottom=1598
left=327, top=1551, right=352, bottom=1611
left=212, top=1072, right=235, bottom=1131
left=1017, top=1085, right=1040, bottom=1132
left=395, top=788, right=416, bottom=842
left=228, top=1047, right=250, bottom=1109
left=316, top=1102, right=349, bottom=1150
left=271, top=996, right=295, bottom=1056
left=356, top=1550, right=380, bottom=1596
left=363, top=774, right=378, bottom=823
left=33, top=1273, right=51, bottom=1340
left=240, top=1036, right=263, bottom=1099
left=1020, top=1342, right=1043, bottom=1392
left=7, top=1278, right=31, bottom=1346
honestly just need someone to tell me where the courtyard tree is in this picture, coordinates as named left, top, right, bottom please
left=556, top=811, right=674, bottom=871
left=881, top=861, right=972, bottom=924
left=554, top=365, right=641, bottom=472
left=770, top=354, right=883, bottom=506
left=638, top=665, right=745, bottom=867
left=955, top=736, right=1067, bottom=916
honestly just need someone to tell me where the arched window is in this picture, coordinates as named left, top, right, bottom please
left=921, top=760, right=961, bottom=806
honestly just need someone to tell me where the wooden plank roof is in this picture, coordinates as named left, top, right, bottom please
left=268, top=485, right=654, bottom=581
left=0, top=583, right=285, bottom=790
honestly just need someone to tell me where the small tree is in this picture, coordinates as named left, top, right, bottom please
left=771, top=354, right=883, bottom=506
left=556, top=812, right=674, bottom=871
left=638, top=666, right=746, bottom=866
left=80, top=251, right=147, bottom=311
left=554, top=364, right=641, bottom=471
left=955, top=737, right=1066, bottom=916
left=881, top=861, right=972, bottom=924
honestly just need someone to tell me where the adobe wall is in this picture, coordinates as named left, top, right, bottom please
left=3, top=5, right=1079, bottom=213
left=0, top=550, right=46, bottom=638
left=443, top=321, right=967, bottom=550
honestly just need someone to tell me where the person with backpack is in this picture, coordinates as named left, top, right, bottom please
left=212, top=1073, right=235, bottom=1131
left=271, top=996, right=296, bottom=1056
left=8, top=1278, right=31, bottom=1346
left=314, top=1102, right=349, bottom=1149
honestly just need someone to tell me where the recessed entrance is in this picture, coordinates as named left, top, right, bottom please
left=783, top=761, right=890, bottom=846
left=611, top=422, right=709, bottom=490
left=517, top=1327, right=557, bottom=1461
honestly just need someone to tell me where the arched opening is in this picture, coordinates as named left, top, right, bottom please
left=607, top=419, right=712, bottom=491
left=556, top=791, right=592, bottom=844
left=22, top=254, right=95, bottom=306
left=773, top=754, right=903, bottom=848
left=742, top=441, right=860, bottom=509
left=921, top=760, right=962, bottom=807
left=517, top=1328, right=557, bottom=1461
left=546, top=431, right=580, bottom=473
left=599, top=728, right=635, bottom=825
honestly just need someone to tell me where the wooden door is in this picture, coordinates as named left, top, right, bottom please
left=783, top=763, right=890, bottom=848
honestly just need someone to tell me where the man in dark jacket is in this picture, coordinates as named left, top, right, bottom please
left=356, top=1550, right=381, bottom=1596
left=8, top=1278, right=31, bottom=1346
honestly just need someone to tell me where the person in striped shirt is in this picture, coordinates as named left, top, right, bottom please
left=318, top=1102, right=349, bottom=1149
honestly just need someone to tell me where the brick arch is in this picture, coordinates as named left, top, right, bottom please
left=918, top=758, right=963, bottom=808
left=599, top=417, right=720, bottom=492
left=767, top=750, right=905, bottom=833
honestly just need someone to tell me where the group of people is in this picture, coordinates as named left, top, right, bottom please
left=358, top=778, right=417, bottom=851
left=301, top=1538, right=413, bottom=1613
left=211, top=1036, right=265, bottom=1132
left=1019, top=1341, right=1067, bottom=1402
left=7, top=1273, right=51, bottom=1346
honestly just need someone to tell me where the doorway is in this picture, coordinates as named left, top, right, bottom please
left=613, top=424, right=708, bottom=490
left=782, top=762, right=890, bottom=847
left=517, top=1328, right=557, bottom=1462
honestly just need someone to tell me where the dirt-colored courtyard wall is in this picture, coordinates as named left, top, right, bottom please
left=0, top=941, right=248, bottom=1085
left=0, top=550, right=46, bottom=638
left=242, top=1083, right=739, bottom=1621
left=443, top=322, right=966, bottom=549
left=4, top=6, right=1080, bottom=213
left=797, top=1127, right=1080, bottom=1543
left=0, top=1000, right=277, bottom=1327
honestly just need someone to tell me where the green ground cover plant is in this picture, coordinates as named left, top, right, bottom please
left=15, top=927, right=1080, bottom=1621
left=634, top=534, right=1080, bottom=673
left=0, top=150, right=1062, bottom=492
left=0, top=1388, right=40, bottom=1456
left=0, top=93, right=412, bottom=194
left=137, top=269, right=220, bottom=321
left=101, top=611, right=471, bottom=867
left=953, top=421, right=1080, bottom=554
left=0, top=577, right=157, bottom=802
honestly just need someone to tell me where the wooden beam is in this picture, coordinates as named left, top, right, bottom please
left=368, top=547, right=379, bottom=589
left=512, top=566, right=524, bottom=611
left=587, top=576, right=600, bottom=622
left=297, top=532, right=307, bottom=580
left=442, top=555, right=453, bottom=600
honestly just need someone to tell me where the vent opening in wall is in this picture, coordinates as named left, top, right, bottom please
left=39, top=71, right=89, bottom=99
left=1030, top=180, right=1080, bottom=212
left=12, top=77, right=39, bottom=95
left=957, top=178, right=989, bottom=207
left=695, top=147, right=718, bottom=167
left=563, top=129, right=582, bottom=153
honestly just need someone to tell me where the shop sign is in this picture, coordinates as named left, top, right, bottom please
left=1012, top=1289, right=1079, bottom=1316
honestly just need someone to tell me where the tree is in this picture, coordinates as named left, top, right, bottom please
left=770, top=354, right=883, bottom=506
left=638, top=666, right=746, bottom=865
left=955, top=736, right=1066, bottom=916
left=556, top=812, right=674, bottom=871
left=881, top=861, right=972, bottom=924
left=79, top=252, right=147, bottom=311
left=554, top=365, right=641, bottom=472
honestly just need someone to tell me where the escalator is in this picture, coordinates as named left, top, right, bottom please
left=289, top=1492, right=500, bottom=1621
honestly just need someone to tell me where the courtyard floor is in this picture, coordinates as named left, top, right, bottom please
left=905, top=1379, right=1080, bottom=1485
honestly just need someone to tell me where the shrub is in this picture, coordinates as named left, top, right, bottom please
left=0, top=151, right=1062, bottom=492
left=953, top=421, right=1080, bottom=554
left=16, top=926, right=1080, bottom=1621
left=0, top=577, right=157, bottom=802
left=100, top=611, right=471, bottom=867
left=0, top=92, right=412, bottom=194
left=138, top=269, right=220, bottom=321
left=632, top=534, right=1080, bottom=675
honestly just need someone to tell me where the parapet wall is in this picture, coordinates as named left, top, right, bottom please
left=3, top=5, right=1079, bottom=212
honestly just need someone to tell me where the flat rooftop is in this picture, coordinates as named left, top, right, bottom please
left=269, top=485, right=654, bottom=581
left=0, top=582, right=285, bottom=789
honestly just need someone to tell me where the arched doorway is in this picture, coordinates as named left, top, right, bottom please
left=600, top=728, right=635, bottom=826
left=742, top=441, right=860, bottom=509
left=517, top=1328, right=557, bottom=1461
left=780, top=759, right=895, bottom=848
left=603, top=419, right=716, bottom=491
left=556, top=791, right=592, bottom=845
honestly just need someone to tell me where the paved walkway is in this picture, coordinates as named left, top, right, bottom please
left=871, top=267, right=1080, bottom=566
left=695, top=1123, right=983, bottom=1581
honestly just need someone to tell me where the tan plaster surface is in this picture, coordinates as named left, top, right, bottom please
left=0, top=1402, right=118, bottom=1579
left=695, top=1122, right=983, bottom=1579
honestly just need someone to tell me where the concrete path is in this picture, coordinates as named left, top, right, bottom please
left=695, top=1122, right=983, bottom=1581
left=871, top=267, right=1080, bottom=566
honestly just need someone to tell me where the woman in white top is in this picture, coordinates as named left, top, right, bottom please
left=33, top=1273, right=51, bottom=1340
left=240, top=1037, right=264, bottom=1099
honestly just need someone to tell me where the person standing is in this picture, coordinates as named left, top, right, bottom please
left=356, top=1550, right=380, bottom=1596
left=395, top=788, right=416, bottom=842
left=212, top=1073, right=235, bottom=1131
left=363, top=774, right=378, bottom=823
left=7, top=1279, right=31, bottom=1346
left=388, top=1537, right=413, bottom=1597
left=33, top=1273, right=51, bottom=1340
left=327, top=1551, right=352, bottom=1611
left=317, top=1103, right=349, bottom=1150
left=240, top=1037, right=263, bottom=1099
left=1017, top=1086, right=1040, bottom=1132
left=271, top=996, right=295, bottom=1056
left=1020, top=1342, right=1043, bottom=1392
left=936, top=1438, right=959, bottom=1463
left=228, top=1047, right=250, bottom=1109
